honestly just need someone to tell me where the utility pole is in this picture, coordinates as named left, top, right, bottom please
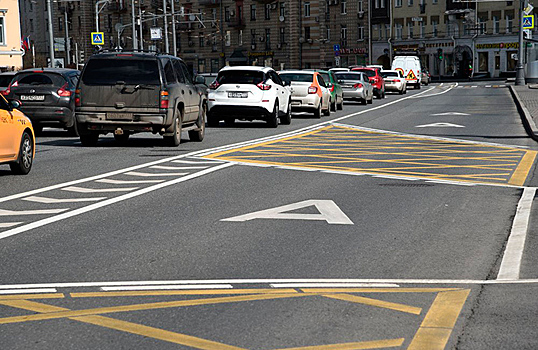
left=171, top=0, right=177, bottom=55
left=46, top=0, right=55, bottom=67
left=132, top=0, right=138, bottom=50
left=516, top=0, right=528, bottom=85
left=64, top=10, right=70, bottom=65
left=163, top=0, right=169, bottom=53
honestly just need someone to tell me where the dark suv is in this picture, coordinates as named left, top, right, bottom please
left=2, top=68, right=80, bottom=134
left=75, top=52, right=207, bottom=146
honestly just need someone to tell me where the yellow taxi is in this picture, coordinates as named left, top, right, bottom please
left=0, top=95, right=34, bottom=174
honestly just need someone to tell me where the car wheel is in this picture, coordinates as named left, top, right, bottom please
left=267, top=101, right=279, bottom=128
left=280, top=100, right=292, bottom=125
left=323, top=102, right=331, bottom=116
left=416, top=84, right=421, bottom=90
left=33, top=124, right=43, bottom=136
left=399, top=89, right=404, bottom=95
left=367, top=96, right=373, bottom=104
left=361, top=98, right=367, bottom=105
left=313, top=103, right=321, bottom=119
left=189, top=103, right=206, bottom=142
left=164, top=114, right=182, bottom=146
left=331, top=99, right=337, bottom=112
left=9, top=130, right=33, bottom=175
left=337, top=98, right=343, bottom=110
left=80, top=133, right=99, bottom=147
left=113, top=132, right=130, bottom=144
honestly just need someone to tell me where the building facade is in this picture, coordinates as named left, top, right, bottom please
left=1, top=0, right=24, bottom=71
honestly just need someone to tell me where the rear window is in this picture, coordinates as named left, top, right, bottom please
left=381, top=72, right=398, bottom=78
left=0, top=75, right=14, bottom=87
left=335, top=73, right=364, bottom=81
left=319, top=73, right=331, bottom=83
left=14, top=72, right=66, bottom=86
left=354, top=69, right=375, bottom=77
left=81, top=59, right=160, bottom=85
left=279, top=73, right=313, bottom=84
left=217, top=70, right=264, bottom=85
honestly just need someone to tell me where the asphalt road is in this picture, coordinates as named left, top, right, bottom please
left=0, top=81, right=537, bottom=350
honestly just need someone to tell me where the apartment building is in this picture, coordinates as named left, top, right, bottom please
left=18, top=0, right=370, bottom=71
left=375, top=0, right=524, bottom=78
left=1, top=0, right=23, bottom=71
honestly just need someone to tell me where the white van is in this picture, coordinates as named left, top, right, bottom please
left=391, top=56, right=421, bottom=89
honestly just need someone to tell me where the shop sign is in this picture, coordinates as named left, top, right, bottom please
left=476, top=42, right=519, bottom=50
left=338, top=47, right=367, bottom=55
left=248, top=51, right=274, bottom=57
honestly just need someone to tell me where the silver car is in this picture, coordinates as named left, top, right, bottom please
left=335, top=71, right=373, bottom=105
left=381, top=70, right=407, bottom=94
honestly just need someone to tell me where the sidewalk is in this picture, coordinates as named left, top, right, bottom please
left=509, top=84, right=538, bottom=142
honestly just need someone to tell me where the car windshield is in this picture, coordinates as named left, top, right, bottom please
left=15, top=72, right=66, bottom=86
left=354, top=69, right=376, bottom=77
left=279, top=73, right=313, bottom=84
left=217, top=70, right=265, bottom=85
left=336, top=73, right=364, bottom=81
left=0, top=75, right=14, bottom=87
left=81, top=59, right=161, bottom=85
left=381, top=72, right=399, bottom=78
left=319, top=73, right=331, bottom=83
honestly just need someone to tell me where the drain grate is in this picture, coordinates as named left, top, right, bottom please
left=379, top=183, right=434, bottom=187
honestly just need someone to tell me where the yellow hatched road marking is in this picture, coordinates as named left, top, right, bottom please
left=71, top=288, right=299, bottom=298
left=509, top=150, right=538, bottom=186
left=0, top=299, right=245, bottom=350
left=322, top=294, right=422, bottom=315
left=271, top=338, right=405, bottom=350
left=0, top=293, right=64, bottom=300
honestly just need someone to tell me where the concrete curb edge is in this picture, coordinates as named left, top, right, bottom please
left=509, top=85, right=538, bottom=143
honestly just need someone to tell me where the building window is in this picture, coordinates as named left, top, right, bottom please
left=326, top=27, right=331, bottom=41
left=395, top=23, right=402, bottom=39
left=432, top=19, right=438, bottom=37
left=375, top=0, right=380, bottom=9
left=419, top=21, right=425, bottom=38
left=199, top=33, right=205, bottom=47
left=225, top=31, right=231, bottom=46
left=280, top=27, right=285, bottom=43
left=506, top=14, right=513, bottom=33
left=304, top=2, right=311, bottom=17
left=212, top=8, right=217, bottom=21
left=225, top=7, right=230, bottom=22
left=477, top=17, right=486, bottom=35
left=408, top=0, right=413, bottom=6
left=0, top=17, right=4, bottom=46
left=238, top=30, right=243, bottom=46
left=251, top=29, right=256, bottom=44
left=341, top=0, right=347, bottom=14
left=381, top=0, right=386, bottom=9
left=373, top=24, right=379, bottom=40
left=265, top=4, right=271, bottom=20
left=250, top=4, right=256, bottom=20
left=280, top=2, right=286, bottom=17
left=357, top=24, right=364, bottom=41
left=385, top=24, right=390, bottom=39
left=304, top=26, right=311, bottom=40
left=492, top=16, right=499, bottom=34
left=30, top=19, right=34, bottom=32
left=432, top=0, right=437, bottom=4
left=357, top=0, right=363, bottom=12
left=265, top=28, right=271, bottom=49
left=58, top=17, right=63, bottom=32
left=341, top=25, right=347, bottom=47
left=395, top=0, right=402, bottom=7
left=408, top=22, right=413, bottom=38
left=198, top=59, right=205, bottom=74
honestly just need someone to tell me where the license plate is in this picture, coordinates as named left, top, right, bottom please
left=228, top=92, right=248, bottom=98
left=20, top=95, right=45, bottom=101
left=106, top=112, right=133, bottom=120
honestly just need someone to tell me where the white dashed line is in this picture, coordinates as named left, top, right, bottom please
left=124, top=171, right=189, bottom=177
left=62, top=186, right=139, bottom=193
left=0, top=209, right=69, bottom=216
left=22, top=196, right=107, bottom=203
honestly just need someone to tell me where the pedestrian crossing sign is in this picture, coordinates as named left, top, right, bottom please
left=523, top=16, right=534, bottom=30
left=91, top=32, right=104, bottom=45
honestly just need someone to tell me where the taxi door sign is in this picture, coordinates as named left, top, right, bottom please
left=523, top=16, right=534, bottom=30
left=91, top=32, right=104, bottom=45
left=406, top=70, right=418, bottom=81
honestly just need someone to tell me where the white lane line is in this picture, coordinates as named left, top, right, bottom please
left=150, top=165, right=209, bottom=170
left=0, top=222, right=23, bottom=228
left=62, top=186, right=139, bottom=193
left=96, top=178, right=165, bottom=184
left=22, top=196, right=107, bottom=204
left=0, top=163, right=234, bottom=240
left=270, top=283, right=400, bottom=288
left=173, top=160, right=224, bottom=164
left=0, top=209, right=69, bottom=216
left=497, top=187, right=537, bottom=280
left=101, top=284, right=233, bottom=291
left=2, top=278, right=538, bottom=290
left=0, top=288, right=57, bottom=294
left=124, top=171, right=189, bottom=177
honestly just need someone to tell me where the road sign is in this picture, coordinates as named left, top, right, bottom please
left=523, top=15, right=534, bottom=29
left=91, top=32, right=104, bottom=46
left=524, top=29, right=532, bottom=39
left=150, top=27, right=162, bottom=40
left=333, top=44, right=340, bottom=51
left=524, top=4, right=534, bottom=16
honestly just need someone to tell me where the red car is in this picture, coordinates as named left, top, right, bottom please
left=351, top=67, right=385, bottom=99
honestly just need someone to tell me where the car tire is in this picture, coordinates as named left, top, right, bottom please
left=337, top=98, right=343, bottom=110
left=399, top=89, right=404, bottom=95
left=280, top=100, right=292, bottom=125
left=313, top=103, right=322, bottom=119
left=114, top=132, right=130, bottom=144
left=189, top=103, right=206, bottom=142
left=331, top=99, right=337, bottom=112
left=33, top=124, right=43, bottom=136
left=416, top=84, right=421, bottom=90
left=164, top=114, right=182, bottom=147
left=361, top=98, right=367, bottom=105
left=367, top=96, right=373, bottom=104
left=267, top=101, right=279, bottom=128
left=323, top=103, right=331, bottom=116
left=9, top=130, right=33, bottom=175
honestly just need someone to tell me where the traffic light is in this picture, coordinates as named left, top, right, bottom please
left=437, top=48, right=443, bottom=61
left=79, top=50, right=85, bottom=62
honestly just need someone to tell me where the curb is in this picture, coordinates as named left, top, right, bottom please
left=509, top=85, right=538, bottom=142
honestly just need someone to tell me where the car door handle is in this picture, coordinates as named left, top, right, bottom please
left=182, top=90, right=185, bottom=94
left=189, top=90, right=193, bottom=95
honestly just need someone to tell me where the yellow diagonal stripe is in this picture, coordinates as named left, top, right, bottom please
left=272, top=338, right=405, bottom=350
left=322, top=293, right=422, bottom=315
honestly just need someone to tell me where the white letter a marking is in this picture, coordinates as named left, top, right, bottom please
left=221, top=200, right=354, bottom=225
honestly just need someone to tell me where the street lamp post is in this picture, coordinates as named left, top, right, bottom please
left=95, top=0, right=109, bottom=33
left=46, top=0, right=55, bottom=67
left=163, top=0, right=169, bottom=53
left=132, top=0, right=138, bottom=50
left=516, top=0, right=528, bottom=85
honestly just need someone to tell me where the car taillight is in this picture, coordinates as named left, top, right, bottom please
left=160, top=90, right=169, bottom=109
left=75, top=89, right=81, bottom=107
left=394, top=79, right=401, bottom=83
left=57, top=83, right=71, bottom=97
left=308, top=86, right=318, bottom=94
left=330, top=85, right=335, bottom=92
left=256, top=82, right=272, bottom=90
left=209, top=81, right=220, bottom=90
left=353, top=83, right=363, bottom=89
left=2, top=81, right=17, bottom=96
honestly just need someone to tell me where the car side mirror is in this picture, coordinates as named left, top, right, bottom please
left=194, top=75, right=206, bottom=85
left=327, top=83, right=333, bottom=88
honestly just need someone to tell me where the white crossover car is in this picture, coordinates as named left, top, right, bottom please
left=381, top=70, right=407, bottom=94
left=207, top=66, right=292, bottom=128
